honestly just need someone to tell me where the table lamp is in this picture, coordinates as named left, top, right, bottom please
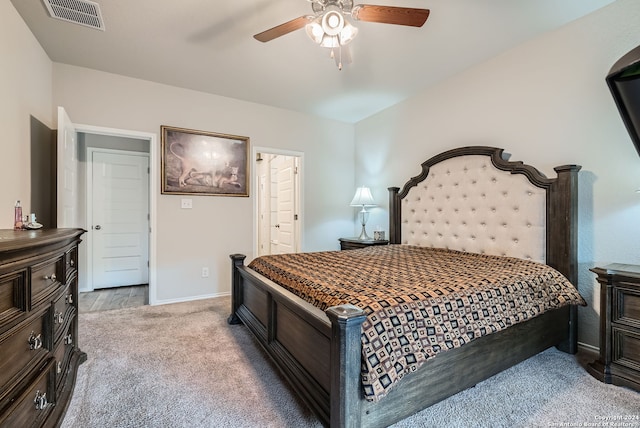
left=350, top=186, right=376, bottom=240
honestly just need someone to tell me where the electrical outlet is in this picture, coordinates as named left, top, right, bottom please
left=201, top=267, right=209, bottom=278
left=181, top=199, right=193, bottom=209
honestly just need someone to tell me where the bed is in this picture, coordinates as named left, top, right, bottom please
left=228, top=146, right=583, bottom=427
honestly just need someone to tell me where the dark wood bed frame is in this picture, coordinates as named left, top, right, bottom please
left=228, top=146, right=581, bottom=427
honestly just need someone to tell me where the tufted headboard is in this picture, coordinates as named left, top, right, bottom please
left=388, top=146, right=581, bottom=284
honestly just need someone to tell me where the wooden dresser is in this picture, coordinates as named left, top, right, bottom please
left=0, top=229, right=85, bottom=427
left=587, top=263, right=640, bottom=392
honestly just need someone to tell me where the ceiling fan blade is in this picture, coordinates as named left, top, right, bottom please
left=352, top=5, right=430, bottom=27
left=254, top=16, right=312, bottom=42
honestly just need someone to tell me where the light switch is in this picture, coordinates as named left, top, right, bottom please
left=181, top=199, right=193, bottom=209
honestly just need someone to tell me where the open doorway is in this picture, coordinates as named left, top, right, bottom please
left=56, top=107, right=158, bottom=306
left=81, top=135, right=150, bottom=310
left=255, top=150, right=302, bottom=256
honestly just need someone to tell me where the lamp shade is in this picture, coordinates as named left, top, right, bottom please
left=305, top=19, right=324, bottom=44
left=339, top=20, right=358, bottom=45
left=350, top=186, right=376, bottom=206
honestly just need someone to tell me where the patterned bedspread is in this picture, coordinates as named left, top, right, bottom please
left=248, top=245, right=586, bottom=401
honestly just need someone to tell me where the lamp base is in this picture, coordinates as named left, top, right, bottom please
left=357, top=224, right=371, bottom=240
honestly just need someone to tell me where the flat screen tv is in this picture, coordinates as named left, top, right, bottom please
left=607, top=45, right=640, bottom=157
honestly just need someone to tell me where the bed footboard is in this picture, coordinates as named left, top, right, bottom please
left=228, top=254, right=366, bottom=427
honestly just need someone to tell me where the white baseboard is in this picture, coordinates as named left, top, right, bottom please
left=150, top=291, right=231, bottom=306
left=577, top=341, right=599, bottom=353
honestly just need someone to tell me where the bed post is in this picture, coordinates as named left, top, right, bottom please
left=547, top=165, right=580, bottom=285
left=326, top=304, right=367, bottom=428
left=388, top=187, right=401, bottom=244
left=227, top=254, right=246, bottom=325
left=548, top=164, right=581, bottom=354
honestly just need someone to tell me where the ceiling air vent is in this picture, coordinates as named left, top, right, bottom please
left=42, top=0, right=105, bottom=31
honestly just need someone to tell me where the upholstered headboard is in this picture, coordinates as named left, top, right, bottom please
left=388, top=146, right=580, bottom=283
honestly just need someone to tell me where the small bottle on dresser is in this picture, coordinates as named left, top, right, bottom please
left=14, top=200, right=23, bottom=230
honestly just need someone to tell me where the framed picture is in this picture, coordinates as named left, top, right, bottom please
left=161, top=125, right=250, bottom=197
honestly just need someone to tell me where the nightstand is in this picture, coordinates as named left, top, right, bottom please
left=587, top=263, right=640, bottom=392
left=339, top=237, right=389, bottom=251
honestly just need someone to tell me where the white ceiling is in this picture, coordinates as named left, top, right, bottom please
left=11, top=0, right=614, bottom=123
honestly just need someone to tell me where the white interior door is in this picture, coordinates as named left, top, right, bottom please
left=91, top=150, right=149, bottom=289
left=274, top=156, right=296, bottom=255
left=57, top=107, right=78, bottom=227
left=255, top=151, right=301, bottom=256
left=257, top=174, right=270, bottom=256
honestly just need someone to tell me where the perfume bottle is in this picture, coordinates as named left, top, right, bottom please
left=14, top=200, right=23, bottom=230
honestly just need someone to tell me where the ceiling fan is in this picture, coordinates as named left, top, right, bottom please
left=253, top=0, right=430, bottom=70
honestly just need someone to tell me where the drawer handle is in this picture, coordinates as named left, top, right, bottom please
left=43, top=273, right=57, bottom=281
left=28, top=332, right=43, bottom=350
left=57, top=361, right=63, bottom=374
left=64, top=333, right=73, bottom=345
left=70, top=259, right=75, bottom=267
left=65, top=293, right=74, bottom=304
left=34, top=390, right=48, bottom=410
left=54, top=311, right=64, bottom=324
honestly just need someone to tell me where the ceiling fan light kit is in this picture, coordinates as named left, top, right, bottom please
left=254, top=1, right=430, bottom=70
left=321, top=7, right=344, bottom=36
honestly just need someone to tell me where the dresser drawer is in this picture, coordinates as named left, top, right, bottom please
left=51, top=285, right=75, bottom=342
left=63, top=247, right=78, bottom=283
left=0, top=269, right=27, bottom=327
left=53, top=324, right=75, bottom=390
left=0, top=359, right=55, bottom=428
left=0, top=310, right=50, bottom=400
left=30, top=258, right=63, bottom=307
left=613, top=284, right=640, bottom=329
left=612, top=326, right=640, bottom=371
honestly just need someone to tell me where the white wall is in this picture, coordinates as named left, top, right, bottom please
left=354, top=0, right=640, bottom=348
left=52, top=64, right=355, bottom=304
left=0, top=2, right=53, bottom=226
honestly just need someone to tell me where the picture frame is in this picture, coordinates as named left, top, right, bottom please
left=161, top=125, right=250, bottom=197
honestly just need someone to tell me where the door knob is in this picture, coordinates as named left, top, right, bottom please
left=95, top=225, right=101, bottom=230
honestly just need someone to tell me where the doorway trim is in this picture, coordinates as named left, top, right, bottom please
left=74, top=123, right=158, bottom=305
left=253, top=146, right=304, bottom=257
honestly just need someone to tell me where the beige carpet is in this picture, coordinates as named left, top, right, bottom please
left=62, top=297, right=640, bottom=428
